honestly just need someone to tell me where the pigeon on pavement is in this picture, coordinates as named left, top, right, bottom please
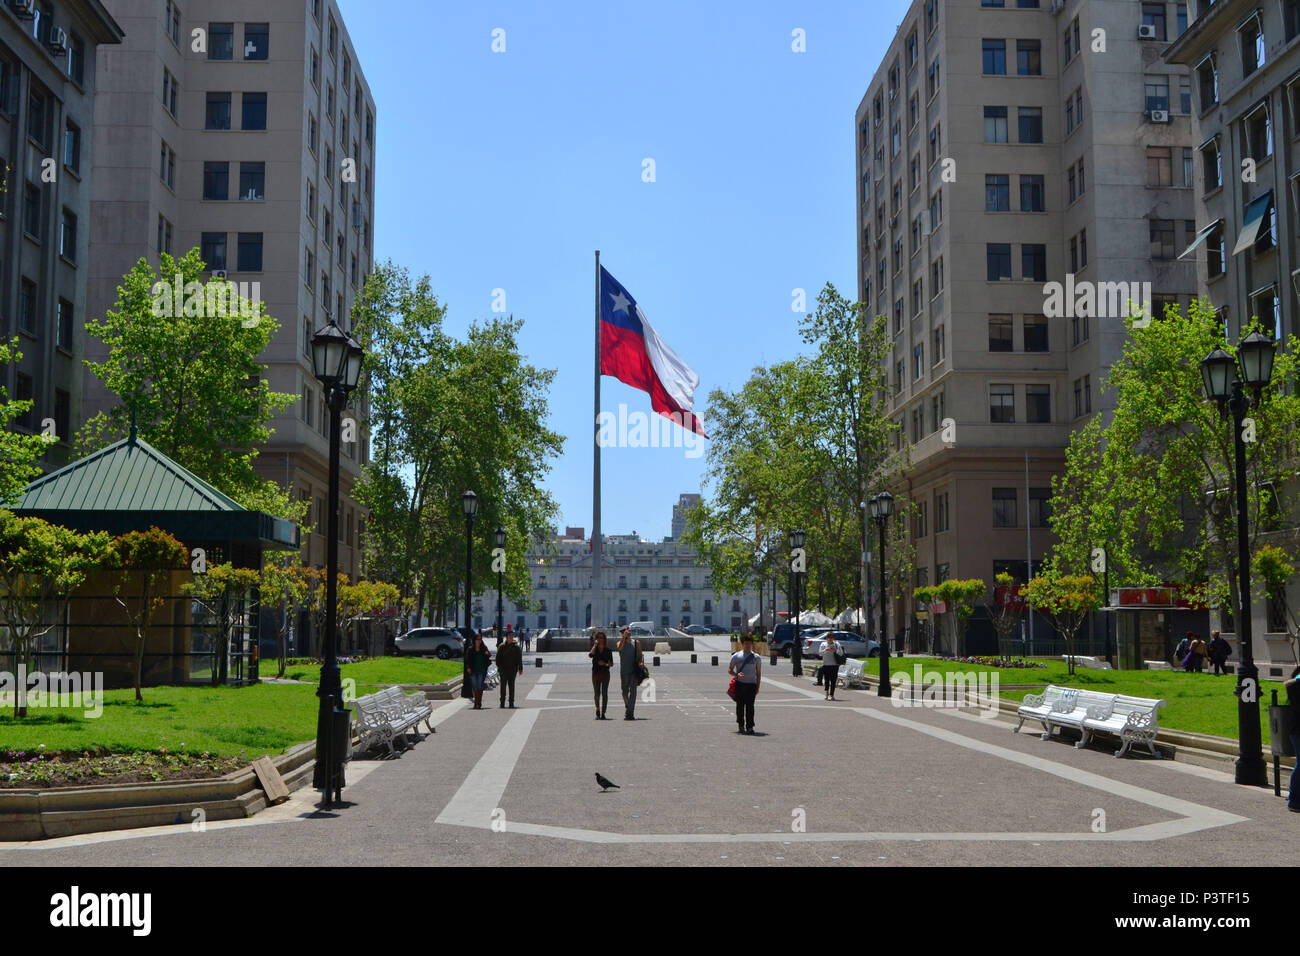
left=595, top=773, right=620, bottom=791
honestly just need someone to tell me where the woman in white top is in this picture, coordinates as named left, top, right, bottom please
left=821, top=634, right=843, bottom=700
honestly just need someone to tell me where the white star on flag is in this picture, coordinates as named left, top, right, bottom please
left=608, top=289, right=631, bottom=315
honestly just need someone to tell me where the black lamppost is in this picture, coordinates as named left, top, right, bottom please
left=310, top=318, right=363, bottom=806
left=494, top=526, right=506, bottom=646
left=869, top=492, right=893, bottom=698
left=462, top=490, right=478, bottom=636
left=789, top=529, right=805, bottom=677
left=1201, top=331, right=1274, bottom=786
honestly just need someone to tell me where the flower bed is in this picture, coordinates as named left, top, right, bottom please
left=935, top=656, right=1048, bottom=669
left=2, top=747, right=244, bottom=789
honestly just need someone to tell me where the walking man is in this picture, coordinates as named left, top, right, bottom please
left=617, top=625, right=645, bottom=720
left=1208, top=630, right=1230, bottom=675
left=496, top=630, right=523, bottom=708
left=729, top=634, right=761, bottom=735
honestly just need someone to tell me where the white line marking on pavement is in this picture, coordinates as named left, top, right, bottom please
left=433, top=675, right=1250, bottom=845
left=526, top=677, right=554, bottom=700
left=435, top=708, right=540, bottom=828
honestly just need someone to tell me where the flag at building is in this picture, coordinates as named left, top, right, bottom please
left=598, top=266, right=707, bottom=437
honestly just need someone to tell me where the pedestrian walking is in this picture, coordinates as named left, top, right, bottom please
left=1175, top=632, right=1192, bottom=671
left=1189, top=634, right=1208, bottom=673
left=1286, top=665, right=1300, bottom=813
left=729, top=634, right=761, bottom=735
left=496, top=630, right=523, bottom=708
left=466, top=634, right=492, bottom=710
left=589, top=630, right=614, bottom=720
left=521, top=626, right=530, bottom=653
left=617, top=625, right=645, bottom=720
left=1208, top=630, right=1230, bottom=675
left=821, top=633, right=845, bottom=700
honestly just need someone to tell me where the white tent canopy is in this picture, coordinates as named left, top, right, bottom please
left=835, top=607, right=868, bottom=627
left=795, top=609, right=835, bottom=628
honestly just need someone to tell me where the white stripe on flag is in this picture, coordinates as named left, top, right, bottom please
left=635, top=305, right=700, bottom=416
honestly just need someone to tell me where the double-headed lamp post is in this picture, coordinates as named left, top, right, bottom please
left=462, top=490, right=478, bottom=634
left=869, top=492, right=893, bottom=698
left=1200, top=330, right=1275, bottom=787
left=494, top=526, right=506, bottom=644
left=310, top=318, right=364, bottom=806
left=788, top=529, right=805, bottom=677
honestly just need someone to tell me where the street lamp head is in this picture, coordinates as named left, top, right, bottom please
left=791, top=529, right=806, bottom=549
left=869, top=491, right=893, bottom=523
left=310, top=319, right=351, bottom=387
left=342, top=332, right=364, bottom=391
left=1237, top=330, right=1276, bottom=390
left=1200, top=346, right=1238, bottom=402
left=462, top=489, right=479, bottom=519
left=494, top=526, right=506, bottom=548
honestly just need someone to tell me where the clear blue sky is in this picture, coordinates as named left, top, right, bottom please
left=340, top=0, right=908, bottom=540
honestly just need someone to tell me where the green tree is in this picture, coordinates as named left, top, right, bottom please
left=79, top=249, right=303, bottom=523
left=181, top=563, right=261, bottom=685
left=1047, top=300, right=1300, bottom=626
left=259, top=558, right=309, bottom=677
left=109, top=527, right=188, bottom=701
left=915, top=578, right=986, bottom=657
left=687, top=283, right=914, bottom=627
left=0, top=512, right=110, bottom=716
left=1022, top=573, right=1101, bottom=675
left=984, top=571, right=1024, bottom=653
left=0, top=340, right=54, bottom=504
left=1253, top=545, right=1299, bottom=662
left=351, top=262, right=561, bottom=625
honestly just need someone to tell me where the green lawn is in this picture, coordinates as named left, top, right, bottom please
left=0, top=658, right=460, bottom=759
left=0, top=683, right=320, bottom=758
left=282, top=657, right=463, bottom=688
left=858, top=657, right=1285, bottom=743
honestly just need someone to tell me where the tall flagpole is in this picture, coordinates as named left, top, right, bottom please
left=592, top=250, right=603, bottom=631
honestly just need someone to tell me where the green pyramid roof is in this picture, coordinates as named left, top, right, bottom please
left=14, top=433, right=297, bottom=550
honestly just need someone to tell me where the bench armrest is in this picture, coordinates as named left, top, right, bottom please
left=1021, top=693, right=1045, bottom=708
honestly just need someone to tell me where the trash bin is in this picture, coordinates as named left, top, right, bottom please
left=1269, top=702, right=1295, bottom=757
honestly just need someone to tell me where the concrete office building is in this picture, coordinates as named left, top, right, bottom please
left=1, top=0, right=122, bottom=471
left=84, top=0, right=376, bottom=580
left=856, top=0, right=1198, bottom=639
left=1163, top=0, right=1300, bottom=669
left=670, top=492, right=701, bottom=540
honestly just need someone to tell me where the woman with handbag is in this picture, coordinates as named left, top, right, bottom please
left=821, top=633, right=845, bottom=700
left=617, top=625, right=646, bottom=721
left=589, top=630, right=614, bottom=720
left=466, top=634, right=492, bottom=710
left=728, top=634, right=761, bottom=734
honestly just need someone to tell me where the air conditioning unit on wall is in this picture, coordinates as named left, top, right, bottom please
left=1149, top=109, right=1170, bottom=123
left=1138, top=24, right=1157, bottom=39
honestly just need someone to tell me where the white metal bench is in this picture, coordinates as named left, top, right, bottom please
left=1081, top=693, right=1166, bottom=758
left=841, top=659, right=867, bottom=688
left=352, top=687, right=434, bottom=757
left=1015, top=684, right=1166, bottom=758
left=1015, top=685, right=1077, bottom=736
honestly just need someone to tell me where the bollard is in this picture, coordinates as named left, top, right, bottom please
left=535, top=657, right=543, bottom=667
left=770, top=651, right=777, bottom=666
left=711, top=656, right=718, bottom=666
left=690, top=653, right=697, bottom=663
left=653, top=656, right=661, bottom=666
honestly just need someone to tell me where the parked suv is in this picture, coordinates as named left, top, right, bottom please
left=768, top=623, right=824, bottom=657
left=393, top=627, right=463, bottom=659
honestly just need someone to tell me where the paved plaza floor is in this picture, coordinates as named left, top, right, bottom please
left=0, top=661, right=1290, bottom=867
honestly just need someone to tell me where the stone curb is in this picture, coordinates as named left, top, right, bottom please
left=0, top=741, right=317, bottom=842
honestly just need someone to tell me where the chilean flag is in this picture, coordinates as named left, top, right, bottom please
left=599, top=266, right=707, bottom=437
